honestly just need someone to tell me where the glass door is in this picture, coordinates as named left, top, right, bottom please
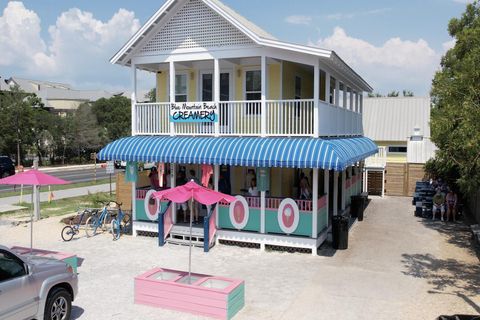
left=201, top=72, right=230, bottom=126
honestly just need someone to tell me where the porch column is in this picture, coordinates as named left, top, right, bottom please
left=171, top=163, right=177, bottom=224
left=131, top=64, right=137, bottom=135
left=335, top=80, right=340, bottom=107
left=169, top=61, right=176, bottom=136
left=324, top=169, right=329, bottom=226
left=214, top=59, right=220, bottom=137
left=349, top=89, right=354, bottom=111
left=342, top=84, right=347, bottom=108
left=313, top=62, right=320, bottom=137
left=132, top=181, right=137, bottom=237
left=214, top=165, right=220, bottom=226
left=382, top=168, right=385, bottom=198
left=312, top=168, right=319, bottom=238
left=261, top=55, right=267, bottom=137
left=333, top=171, right=339, bottom=216
left=325, top=72, right=331, bottom=104
left=341, top=169, right=346, bottom=212
left=260, top=191, right=266, bottom=234
left=360, top=93, right=364, bottom=114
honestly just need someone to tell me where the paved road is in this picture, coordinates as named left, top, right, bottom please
left=0, top=167, right=120, bottom=193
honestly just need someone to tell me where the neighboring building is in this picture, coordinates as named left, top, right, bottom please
left=98, top=0, right=377, bottom=254
left=363, top=97, right=437, bottom=196
left=1, top=76, right=121, bottom=114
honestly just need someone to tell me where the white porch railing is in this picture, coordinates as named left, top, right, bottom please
left=318, top=100, right=363, bottom=136
left=134, top=99, right=362, bottom=137
left=365, top=146, right=386, bottom=168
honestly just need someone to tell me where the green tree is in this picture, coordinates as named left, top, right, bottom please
left=403, top=90, right=414, bottom=97
left=70, top=103, right=103, bottom=159
left=145, top=88, right=157, bottom=102
left=91, top=96, right=131, bottom=141
left=387, top=90, right=399, bottom=97
left=0, top=86, right=42, bottom=165
left=430, top=1, right=480, bottom=195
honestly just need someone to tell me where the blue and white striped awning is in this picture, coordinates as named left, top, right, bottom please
left=98, top=136, right=377, bottom=171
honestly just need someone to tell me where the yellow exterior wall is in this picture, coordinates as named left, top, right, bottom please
left=156, top=71, right=168, bottom=102
left=376, top=141, right=408, bottom=163
left=155, top=70, right=197, bottom=102
left=282, top=61, right=313, bottom=99
left=268, top=64, right=281, bottom=100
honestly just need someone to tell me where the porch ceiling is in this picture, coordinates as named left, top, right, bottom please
left=98, top=136, right=377, bottom=171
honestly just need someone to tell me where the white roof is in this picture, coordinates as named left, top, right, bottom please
left=111, top=0, right=372, bottom=92
left=363, top=97, right=432, bottom=142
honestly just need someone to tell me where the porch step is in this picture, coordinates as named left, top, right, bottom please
left=166, top=225, right=205, bottom=248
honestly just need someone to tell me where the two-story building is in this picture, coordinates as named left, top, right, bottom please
left=98, top=0, right=378, bottom=254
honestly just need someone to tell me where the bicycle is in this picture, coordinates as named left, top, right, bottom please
left=109, top=202, right=131, bottom=240
left=84, top=202, right=115, bottom=237
left=61, top=208, right=97, bottom=241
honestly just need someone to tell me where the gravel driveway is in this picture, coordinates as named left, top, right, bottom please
left=1, top=196, right=479, bottom=319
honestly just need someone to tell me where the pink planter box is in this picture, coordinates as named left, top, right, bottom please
left=135, top=268, right=245, bottom=319
left=10, top=246, right=78, bottom=273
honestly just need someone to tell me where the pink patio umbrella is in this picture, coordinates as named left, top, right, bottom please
left=153, top=180, right=236, bottom=281
left=0, top=169, right=70, bottom=251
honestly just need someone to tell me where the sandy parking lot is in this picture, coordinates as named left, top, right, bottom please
left=1, top=196, right=479, bottom=320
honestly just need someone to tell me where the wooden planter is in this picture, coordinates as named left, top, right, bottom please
left=135, top=268, right=244, bottom=319
left=10, top=246, right=78, bottom=273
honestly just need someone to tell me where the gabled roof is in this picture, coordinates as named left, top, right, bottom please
left=111, top=0, right=372, bottom=92
left=363, top=97, right=432, bottom=142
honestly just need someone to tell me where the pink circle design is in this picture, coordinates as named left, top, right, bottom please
left=148, top=198, right=158, bottom=216
left=282, top=204, right=295, bottom=228
left=233, top=202, right=245, bottom=224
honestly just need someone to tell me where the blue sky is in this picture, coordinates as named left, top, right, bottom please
left=0, top=0, right=472, bottom=96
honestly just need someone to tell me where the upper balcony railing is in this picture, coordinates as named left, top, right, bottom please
left=133, top=99, right=362, bottom=137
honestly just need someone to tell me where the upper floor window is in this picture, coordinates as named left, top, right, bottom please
left=175, top=74, right=188, bottom=102
left=388, top=146, right=407, bottom=154
left=245, top=70, right=261, bottom=115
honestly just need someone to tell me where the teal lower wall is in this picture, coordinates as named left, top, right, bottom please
left=218, top=206, right=261, bottom=232
left=135, top=199, right=170, bottom=222
left=265, top=209, right=312, bottom=237
left=317, top=206, right=328, bottom=235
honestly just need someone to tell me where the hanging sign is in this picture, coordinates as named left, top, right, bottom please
left=169, top=102, right=218, bottom=123
left=256, top=168, right=270, bottom=192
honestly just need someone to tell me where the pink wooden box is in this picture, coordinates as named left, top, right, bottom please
left=134, top=268, right=245, bottom=319
left=11, top=246, right=78, bottom=273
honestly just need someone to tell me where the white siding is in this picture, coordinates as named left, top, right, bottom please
left=407, top=138, right=437, bottom=164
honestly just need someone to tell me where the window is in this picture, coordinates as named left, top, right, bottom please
left=388, top=146, right=407, bottom=153
left=202, top=74, right=213, bottom=102
left=0, top=251, right=27, bottom=282
left=175, top=74, right=188, bottom=102
left=295, top=76, right=302, bottom=99
left=245, top=70, right=261, bottom=115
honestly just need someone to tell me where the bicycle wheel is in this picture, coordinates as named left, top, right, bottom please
left=111, top=219, right=120, bottom=241
left=61, top=226, right=75, bottom=242
left=85, top=216, right=98, bottom=238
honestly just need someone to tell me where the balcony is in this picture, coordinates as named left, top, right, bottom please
left=133, top=99, right=363, bottom=137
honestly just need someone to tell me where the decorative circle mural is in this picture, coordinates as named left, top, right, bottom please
left=144, top=189, right=160, bottom=221
left=229, top=196, right=249, bottom=230
left=277, top=198, right=300, bottom=234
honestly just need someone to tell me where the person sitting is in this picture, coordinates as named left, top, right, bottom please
left=148, top=167, right=160, bottom=190
left=446, top=188, right=458, bottom=222
left=248, top=178, right=259, bottom=197
left=432, top=189, right=445, bottom=221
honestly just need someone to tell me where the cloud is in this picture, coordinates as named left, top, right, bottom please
left=0, top=2, right=143, bottom=91
left=442, top=38, right=456, bottom=51
left=285, top=15, right=312, bottom=25
left=311, top=27, right=440, bottom=95
left=326, top=8, right=391, bottom=20
left=452, top=0, right=473, bottom=3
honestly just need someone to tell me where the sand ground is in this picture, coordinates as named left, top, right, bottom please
left=0, top=196, right=479, bottom=319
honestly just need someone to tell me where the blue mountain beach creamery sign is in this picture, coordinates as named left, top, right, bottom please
left=170, top=102, right=218, bottom=123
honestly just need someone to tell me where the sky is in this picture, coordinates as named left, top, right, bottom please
left=0, top=0, right=473, bottom=96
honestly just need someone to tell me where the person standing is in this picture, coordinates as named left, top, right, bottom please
left=432, top=189, right=446, bottom=221
left=446, top=188, right=458, bottom=222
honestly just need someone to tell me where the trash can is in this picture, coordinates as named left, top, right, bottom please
left=350, top=195, right=365, bottom=221
left=332, top=215, right=349, bottom=250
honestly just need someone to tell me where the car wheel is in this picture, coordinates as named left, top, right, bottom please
left=44, top=287, right=72, bottom=320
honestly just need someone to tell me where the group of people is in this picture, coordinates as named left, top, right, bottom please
left=431, top=179, right=459, bottom=222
